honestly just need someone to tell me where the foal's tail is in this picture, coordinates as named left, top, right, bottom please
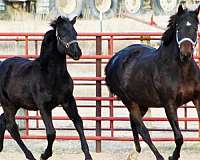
left=0, top=113, right=6, bottom=152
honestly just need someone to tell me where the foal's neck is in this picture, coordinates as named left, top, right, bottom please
left=38, top=30, right=67, bottom=72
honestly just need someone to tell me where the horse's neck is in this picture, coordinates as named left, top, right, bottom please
left=159, top=37, right=195, bottom=75
left=158, top=37, right=179, bottom=63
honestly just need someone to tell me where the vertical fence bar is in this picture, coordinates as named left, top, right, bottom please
left=25, top=35, right=29, bottom=56
left=96, top=35, right=102, bottom=153
left=109, top=93, right=114, bottom=137
left=184, top=105, right=187, bottom=130
left=108, top=36, right=114, bottom=137
left=35, top=40, right=38, bottom=55
left=108, top=36, right=113, bottom=55
left=25, top=111, right=29, bottom=136
left=36, top=111, right=39, bottom=129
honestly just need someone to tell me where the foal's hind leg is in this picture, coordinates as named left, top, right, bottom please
left=0, top=113, right=6, bottom=152
left=3, top=106, right=36, bottom=160
left=39, top=108, right=55, bottom=160
left=129, top=103, right=164, bottom=160
left=62, top=95, right=92, bottom=160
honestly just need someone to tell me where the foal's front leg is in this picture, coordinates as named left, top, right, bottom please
left=39, top=108, right=56, bottom=160
left=62, top=95, right=92, bottom=160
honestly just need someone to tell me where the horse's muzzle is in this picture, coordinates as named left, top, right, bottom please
left=180, top=40, right=194, bottom=59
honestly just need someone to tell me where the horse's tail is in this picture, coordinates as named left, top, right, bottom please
left=0, top=113, right=6, bottom=152
left=105, top=57, right=115, bottom=94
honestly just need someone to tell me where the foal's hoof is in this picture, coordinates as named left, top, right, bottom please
left=40, top=154, right=49, bottom=160
left=85, top=154, right=93, bottom=160
left=40, top=151, right=52, bottom=160
left=0, top=143, right=3, bottom=152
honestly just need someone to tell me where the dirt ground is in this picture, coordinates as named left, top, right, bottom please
left=0, top=140, right=200, bottom=160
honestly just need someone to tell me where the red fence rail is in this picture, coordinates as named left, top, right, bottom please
left=0, top=32, right=199, bottom=152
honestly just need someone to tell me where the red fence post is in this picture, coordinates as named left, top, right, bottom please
left=108, top=36, right=113, bottom=55
left=25, top=35, right=29, bottom=55
left=96, top=36, right=102, bottom=153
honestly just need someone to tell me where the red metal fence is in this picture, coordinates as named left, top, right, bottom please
left=0, top=32, right=199, bottom=152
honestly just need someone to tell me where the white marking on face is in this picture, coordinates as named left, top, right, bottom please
left=186, top=21, right=191, bottom=26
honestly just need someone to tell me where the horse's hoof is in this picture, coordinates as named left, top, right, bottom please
left=40, top=156, right=46, bottom=160
left=40, top=154, right=47, bottom=160
left=168, top=156, right=173, bottom=160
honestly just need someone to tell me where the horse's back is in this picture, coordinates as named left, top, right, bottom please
left=105, top=44, right=156, bottom=75
left=105, top=44, right=156, bottom=86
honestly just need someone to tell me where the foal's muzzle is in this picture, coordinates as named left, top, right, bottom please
left=69, top=43, right=82, bottom=60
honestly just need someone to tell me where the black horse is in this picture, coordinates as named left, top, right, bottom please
left=105, top=5, right=200, bottom=160
left=0, top=16, right=92, bottom=160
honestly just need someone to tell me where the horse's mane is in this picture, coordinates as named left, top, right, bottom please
left=161, top=14, right=177, bottom=46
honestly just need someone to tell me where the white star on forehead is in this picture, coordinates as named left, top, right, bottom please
left=186, top=21, right=192, bottom=26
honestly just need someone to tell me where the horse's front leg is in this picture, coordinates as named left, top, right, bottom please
left=165, top=104, right=183, bottom=160
left=62, top=95, right=92, bottom=160
left=39, top=108, right=56, bottom=160
left=193, top=98, right=200, bottom=132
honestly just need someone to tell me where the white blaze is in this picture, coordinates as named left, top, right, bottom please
left=186, top=21, right=192, bottom=26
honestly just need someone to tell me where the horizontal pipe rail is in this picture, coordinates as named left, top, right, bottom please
left=0, top=32, right=199, bottom=146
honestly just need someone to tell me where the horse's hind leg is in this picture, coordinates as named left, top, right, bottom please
left=129, top=113, right=141, bottom=153
left=3, top=106, right=36, bottom=160
left=129, top=106, right=148, bottom=153
left=62, top=95, right=92, bottom=160
left=0, top=113, right=6, bottom=152
left=39, top=108, right=55, bottom=160
left=129, top=103, right=164, bottom=160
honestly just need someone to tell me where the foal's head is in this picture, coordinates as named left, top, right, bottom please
left=175, top=5, right=200, bottom=61
left=51, top=16, right=82, bottom=60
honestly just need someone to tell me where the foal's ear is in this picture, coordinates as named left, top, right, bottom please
left=177, top=4, right=184, bottom=16
left=70, top=16, right=77, bottom=25
left=57, top=16, right=63, bottom=23
left=195, top=4, right=200, bottom=15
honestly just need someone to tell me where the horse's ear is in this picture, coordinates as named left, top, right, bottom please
left=177, top=4, right=184, bottom=16
left=70, top=16, right=77, bottom=25
left=195, top=4, right=200, bottom=15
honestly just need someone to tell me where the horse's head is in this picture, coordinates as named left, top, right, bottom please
left=51, top=16, right=82, bottom=60
left=176, top=4, right=200, bottom=62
